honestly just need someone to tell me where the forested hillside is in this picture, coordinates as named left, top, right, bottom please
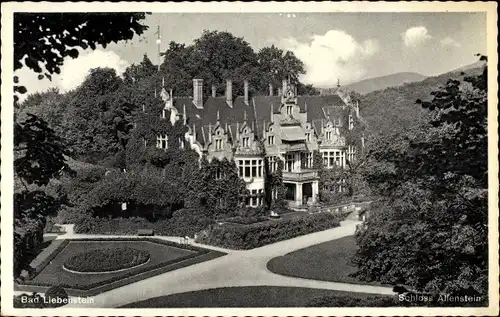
left=358, top=66, right=484, bottom=137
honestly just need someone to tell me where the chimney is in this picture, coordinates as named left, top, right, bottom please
left=226, top=79, right=233, bottom=107
left=211, top=85, right=216, bottom=98
left=282, top=79, right=288, bottom=94
left=193, top=79, right=204, bottom=109
left=269, top=83, right=274, bottom=96
left=244, top=80, right=249, bottom=105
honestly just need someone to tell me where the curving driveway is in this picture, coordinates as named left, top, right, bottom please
left=55, top=219, right=394, bottom=307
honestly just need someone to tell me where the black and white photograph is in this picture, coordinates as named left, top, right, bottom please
left=1, top=2, right=498, bottom=316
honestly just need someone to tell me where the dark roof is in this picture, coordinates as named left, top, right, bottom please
left=176, top=94, right=347, bottom=145
left=253, top=95, right=347, bottom=123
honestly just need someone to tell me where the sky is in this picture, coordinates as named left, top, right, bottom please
left=15, top=12, right=487, bottom=99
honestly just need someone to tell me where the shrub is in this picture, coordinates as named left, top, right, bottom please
left=55, top=206, right=88, bottom=224
left=44, top=286, right=69, bottom=307
left=196, top=212, right=341, bottom=249
left=74, top=209, right=215, bottom=237
left=221, top=215, right=269, bottom=225
left=63, top=247, right=150, bottom=272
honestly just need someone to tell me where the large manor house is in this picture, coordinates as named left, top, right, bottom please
left=153, top=78, right=364, bottom=208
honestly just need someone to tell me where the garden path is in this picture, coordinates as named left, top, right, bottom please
left=59, top=219, right=394, bottom=308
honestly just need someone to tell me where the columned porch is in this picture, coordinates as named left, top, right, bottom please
left=284, top=180, right=319, bottom=208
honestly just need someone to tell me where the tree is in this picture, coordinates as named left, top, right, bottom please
left=256, top=45, right=305, bottom=93
left=14, top=13, right=148, bottom=100
left=353, top=57, right=488, bottom=302
left=13, top=12, right=149, bottom=277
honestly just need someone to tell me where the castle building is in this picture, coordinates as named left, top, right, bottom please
left=156, top=77, right=364, bottom=208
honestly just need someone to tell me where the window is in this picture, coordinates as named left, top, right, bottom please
left=305, top=152, right=313, bottom=168
left=349, top=114, right=354, bottom=130
left=325, top=131, right=332, bottom=140
left=334, top=150, right=341, bottom=167
left=305, top=132, right=311, bottom=142
left=268, top=135, right=275, bottom=145
left=286, top=105, right=293, bottom=115
left=215, top=139, right=223, bottom=150
left=156, top=134, right=168, bottom=149
left=250, top=189, right=258, bottom=207
left=242, top=137, right=249, bottom=148
left=347, top=145, right=356, bottom=163
left=215, top=167, right=223, bottom=180
left=179, top=137, right=185, bottom=149
left=322, top=151, right=343, bottom=168
left=268, top=156, right=278, bottom=173
left=237, top=159, right=263, bottom=178
left=285, top=154, right=295, bottom=172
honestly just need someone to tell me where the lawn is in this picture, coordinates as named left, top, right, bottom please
left=121, top=286, right=395, bottom=307
left=17, top=238, right=225, bottom=296
left=266, top=235, right=386, bottom=286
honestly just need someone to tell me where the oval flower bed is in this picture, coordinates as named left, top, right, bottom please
left=63, top=247, right=150, bottom=273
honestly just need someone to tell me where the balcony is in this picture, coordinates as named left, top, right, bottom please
left=282, top=169, right=319, bottom=182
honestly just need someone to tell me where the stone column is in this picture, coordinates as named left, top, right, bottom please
left=312, top=181, right=319, bottom=203
left=296, top=182, right=303, bottom=206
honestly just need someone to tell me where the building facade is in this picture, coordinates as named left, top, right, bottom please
left=154, top=77, right=364, bottom=208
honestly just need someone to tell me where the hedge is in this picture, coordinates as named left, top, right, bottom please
left=196, top=212, right=341, bottom=250
left=63, top=247, right=150, bottom=272
left=74, top=208, right=215, bottom=237
left=220, top=215, right=269, bottom=225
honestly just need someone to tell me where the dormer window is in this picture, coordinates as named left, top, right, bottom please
left=325, top=131, right=332, bottom=140
left=215, top=139, right=223, bottom=150
left=286, top=105, right=293, bottom=115
left=268, top=135, right=275, bottom=145
left=156, top=134, right=168, bottom=149
left=242, top=137, right=249, bottom=148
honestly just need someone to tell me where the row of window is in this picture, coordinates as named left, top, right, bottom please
left=237, top=159, right=263, bottom=178
left=245, top=189, right=264, bottom=207
left=155, top=135, right=185, bottom=150
left=322, top=150, right=345, bottom=168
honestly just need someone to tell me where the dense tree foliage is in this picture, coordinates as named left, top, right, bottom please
left=13, top=13, right=150, bottom=278
left=353, top=57, right=488, bottom=302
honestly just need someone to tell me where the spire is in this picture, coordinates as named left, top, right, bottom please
left=217, top=110, right=220, bottom=123
left=183, top=104, right=187, bottom=125
left=337, top=78, right=341, bottom=88
left=155, top=25, right=161, bottom=72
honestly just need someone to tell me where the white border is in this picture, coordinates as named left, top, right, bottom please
left=1, top=2, right=498, bottom=316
